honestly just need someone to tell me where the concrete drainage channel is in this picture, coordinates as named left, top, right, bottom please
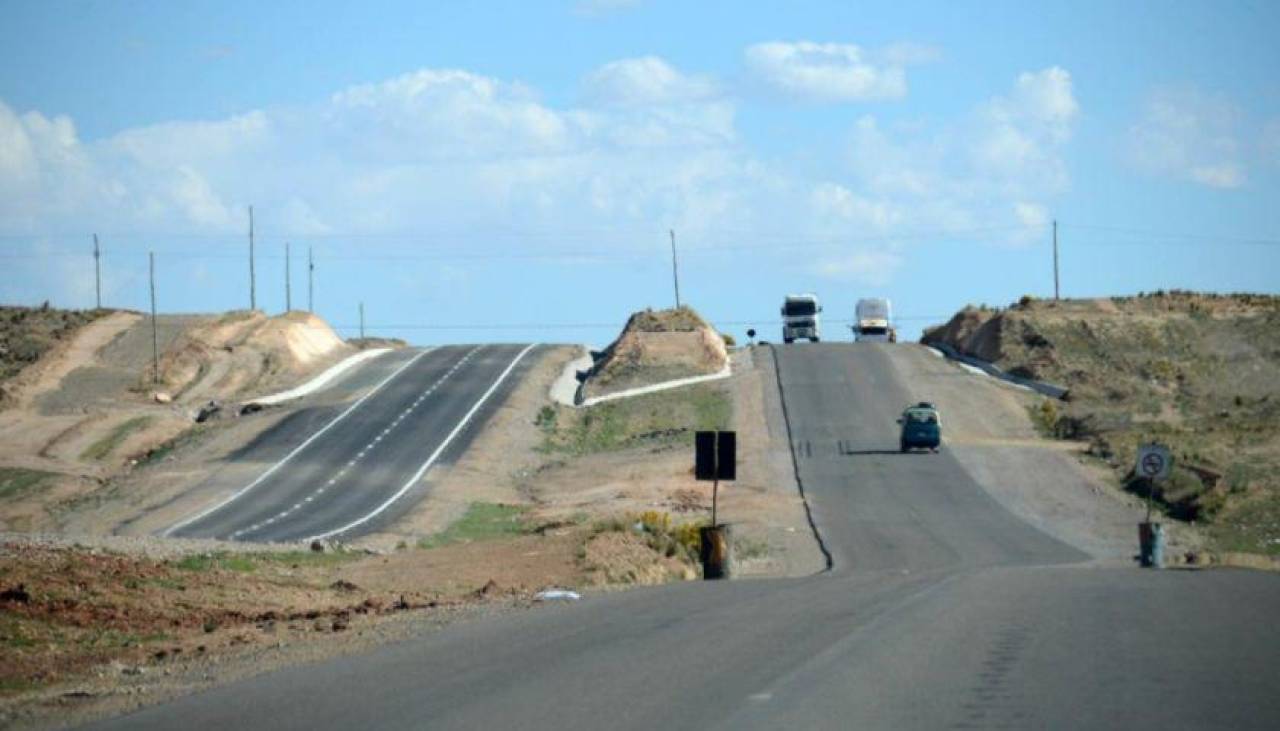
left=924, top=342, right=1070, bottom=400
left=548, top=345, right=733, bottom=408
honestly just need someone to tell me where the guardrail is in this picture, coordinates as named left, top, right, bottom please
left=925, top=342, right=1070, bottom=400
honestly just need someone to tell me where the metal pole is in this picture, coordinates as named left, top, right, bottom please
left=93, top=233, right=101, bottom=309
left=712, top=478, right=718, bottom=526
left=285, top=242, right=292, bottom=312
left=1145, top=477, right=1153, bottom=523
left=249, top=205, right=257, bottom=311
left=359, top=302, right=365, bottom=339
left=1052, top=219, right=1060, bottom=301
left=670, top=229, right=681, bottom=309
left=308, top=246, right=314, bottom=313
left=149, top=252, right=159, bottom=384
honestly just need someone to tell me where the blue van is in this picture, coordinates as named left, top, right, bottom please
left=899, top=402, right=941, bottom=453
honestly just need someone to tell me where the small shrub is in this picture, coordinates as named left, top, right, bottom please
left=721, top=333, right=736, bottom=347
left=534, top=405, right=557, bottom=430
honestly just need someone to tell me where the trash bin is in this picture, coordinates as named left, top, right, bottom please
left=1138, top=521, right=1165, bottom=568
left=699, top=524, right=733, bottom=580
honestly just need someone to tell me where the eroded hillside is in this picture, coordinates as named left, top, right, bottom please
left=923, top=292, right=1280, bottom=556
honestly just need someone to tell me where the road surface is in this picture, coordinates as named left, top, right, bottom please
left=93, top=343, right=1280, bottom=729
left=165, top=344, right=538, bottom=543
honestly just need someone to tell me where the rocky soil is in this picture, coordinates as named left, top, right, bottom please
left=923, top=291, right=1280, bottom=558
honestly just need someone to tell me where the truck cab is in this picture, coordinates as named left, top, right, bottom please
left=854, top=298, right=893, bottom=342
left=781, top=294, right=822, bottom=343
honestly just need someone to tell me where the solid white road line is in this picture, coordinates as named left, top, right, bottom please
left=161, top=348, right=432, bottom=537
left=229, top=347, right=481, bottom=540
left=304, top=343, right=538, bottom=542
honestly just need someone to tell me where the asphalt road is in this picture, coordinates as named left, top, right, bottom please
left=165, top=344, right=539, bottom=543
left=95, top=343, right=1280, bottom=730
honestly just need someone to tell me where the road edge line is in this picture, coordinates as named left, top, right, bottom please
left=767, top=344, right=834, bottom=573
left=304, top=343, right=539, bottom=542
left=161, top=348, right=432, bottom=538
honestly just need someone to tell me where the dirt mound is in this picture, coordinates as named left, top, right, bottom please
left=0, top=308, right=355, bottom=533
left=156, top=311, right=351, bottom=404
left=581, top=306, right=727, bottom=400
left=0, top=306, right=111, bottom=410
left=923, top=292, right=1280, bottom=554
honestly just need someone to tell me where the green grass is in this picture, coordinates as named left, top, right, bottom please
left=0, top=467, right=56, bottom=501
left=172, top=549, right=364, bottom=573
left=417, top=502, right=530, bottom=549
left=79, top=416, right=154, bottom=461
left=540, top=383, right=731, bottom=455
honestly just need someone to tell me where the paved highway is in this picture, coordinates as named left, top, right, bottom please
left=96, top=343, right=1280, bottom=729
left=165, top=344, right=538, bottom=543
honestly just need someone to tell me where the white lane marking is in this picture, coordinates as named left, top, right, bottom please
left=162, top=348, right=432, bottom=537
left=231, top=346, right=482, bottom=540
left=305, top=344, right=537, bottom=542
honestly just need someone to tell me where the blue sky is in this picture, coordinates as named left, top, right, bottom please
left=2, top=0, right=1278, bottom=344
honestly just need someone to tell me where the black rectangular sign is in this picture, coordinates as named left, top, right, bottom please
left=695, top=431, right=717, bottom=481
left=695, top=430, right=736, bottom=481
left=716, top=431, right=736, bottom=481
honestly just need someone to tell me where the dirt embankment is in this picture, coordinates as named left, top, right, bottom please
left=0, top=308, right=354, bottom=533
left=580, top=306, right=728, bottom=400
left=923, top=292, right=1280, bottom=557
left=0, top=307, right=112, bottom=411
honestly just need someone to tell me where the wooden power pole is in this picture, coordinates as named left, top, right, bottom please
left=1053, top=219, right=1060, bottom=301
left=93, top=234, right=101, bottom=309
left=248, top=206, right=257, bottom=311
left=670, top=229, right=681, bottom=309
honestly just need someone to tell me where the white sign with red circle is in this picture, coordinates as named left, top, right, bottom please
left=1137, top=444, right=1172, bottom=481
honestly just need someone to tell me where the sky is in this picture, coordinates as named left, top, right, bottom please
left=2, top=0, right=1278, bottom=345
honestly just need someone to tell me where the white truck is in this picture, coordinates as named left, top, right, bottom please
left=781, top=294, right=822, bottom=343
left=854, top=298, right=894, bottom=342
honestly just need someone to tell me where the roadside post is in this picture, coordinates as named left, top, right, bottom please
left=695, top=430, right=736, bottom=579
left=746, top=328, right=756, bottom=346
left=1136, top=443, right=1172, bottom=568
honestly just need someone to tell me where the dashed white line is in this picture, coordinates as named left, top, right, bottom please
left=305, top=344, right=537, bottom=542
left=163, top=348, right=432, bottom=538
left=231, top=346, right=484, bottom=540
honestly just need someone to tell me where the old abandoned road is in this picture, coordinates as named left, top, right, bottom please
left=164, top=344, right=538, bottom=543
left=94, top=344, right=1280, bottom=730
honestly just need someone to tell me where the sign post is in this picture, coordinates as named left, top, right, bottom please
left=695, top=430, right=736, bottom=579
left=1136, top=443, right=1172, bottom=568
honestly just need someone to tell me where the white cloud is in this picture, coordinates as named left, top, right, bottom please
left=0, top=66, right=750, bottom=240
left=744, top=41, right=911, bottom=102
left=813, top=250, right=904, bottom=286
left=1127, top=87, right=1245, bottom=189
left=582, top=56, right=718, bottom=107
left=831, top=68, right=1078, bottom=246
left=0, top=60, right=1078, bottom=303
left=810, top=182, right=899, bottom=230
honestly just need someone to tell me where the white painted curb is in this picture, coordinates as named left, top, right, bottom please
left=578, top=364, right=732, bottom=407
left=550, top=346, right=593, bottom=407
left=250, top=348, right=391, bottom=406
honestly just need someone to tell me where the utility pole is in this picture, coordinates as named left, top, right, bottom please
left=1052, top=219, right=1060, bottom=301
left=149, top=252, right=159, bottom=384
left=359, top=302, right=365, bottom=339
left=285, top=242, right=292, bottom=312
left=670, top=229, right=681, bottom=309
left=248, top=206, right=257, bottom=311
left=307, top=246, right=314, bottom=313
left=92, top=234, right=101, bottom=309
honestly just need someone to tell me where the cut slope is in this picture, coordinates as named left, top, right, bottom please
left=0, top=308, right=358, bottom=533
left=923, top=292, right=1280, bottom=555
left=580, top=306, right=727, bottom=400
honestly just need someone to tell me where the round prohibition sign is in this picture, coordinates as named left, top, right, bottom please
left=1141, top=452, right=1165, bottom=478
